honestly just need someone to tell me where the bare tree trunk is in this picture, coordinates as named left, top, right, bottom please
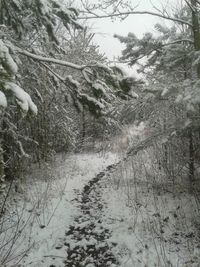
left=0, top=115, right=4, bottom=182
left=2, top=119, right=12, bottom=180
left=191, top=0, right=200, bottom=77
left=190, top=1, right=200, bottom=183
left=80, top=110, right=86, bottom=151
left=0, top=144, right=4, bottom=181
left=189, top=130, right=195, bottom=182
left=163, top=116, right=168, bottom=166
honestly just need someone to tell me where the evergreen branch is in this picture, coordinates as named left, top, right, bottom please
left=124, top=128, right=176, bottom=159
left=40, top=62, right=81, bottom=94
left=122, top=39, right=194, bottom=65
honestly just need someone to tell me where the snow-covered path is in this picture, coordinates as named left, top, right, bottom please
left=64, top=163, right=120, bottom=267
left=3, top=151, right=200, bottom=267
left=2, top=153, right=119, bottom=267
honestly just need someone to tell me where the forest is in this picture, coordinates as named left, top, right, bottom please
left=0, top=0, right=200, bottom=266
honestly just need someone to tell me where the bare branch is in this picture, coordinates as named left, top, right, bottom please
left=184, top=0, right=196, bottom=11
left=78, top=10, right=192, bottom=27
left=40, top=62, right=65, bottom=82
left=164, top=39, right=194, bottom=45
left=17, top=49, right=86, bottom=71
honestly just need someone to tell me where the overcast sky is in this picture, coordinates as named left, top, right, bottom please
left=86, top=0, right=181, bottom=75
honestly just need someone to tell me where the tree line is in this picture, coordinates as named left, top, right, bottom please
left=0, top=0, right=200, bottom=194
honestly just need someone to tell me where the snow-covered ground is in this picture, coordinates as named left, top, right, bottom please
left=1, top=149, right=200, bottom=267
left=0, top=152, right=118, bottom=267
left=102, top=153, right=200, bottom=267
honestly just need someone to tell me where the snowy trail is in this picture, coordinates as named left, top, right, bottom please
left=63, top=163, right=120, bottom=267
left=6, top=153, right=120, bottom=267
left=3, top=151, right=200, bottom=267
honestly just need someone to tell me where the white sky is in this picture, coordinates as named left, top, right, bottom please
left=86, top=0, right=181, bottom=75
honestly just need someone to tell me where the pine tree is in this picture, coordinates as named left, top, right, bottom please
left=115, top=4, right=200, bottom=181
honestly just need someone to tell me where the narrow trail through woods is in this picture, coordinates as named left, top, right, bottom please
left=3, top=152, right=200, bottom=267
left=63, top=162, right=120, bottom=267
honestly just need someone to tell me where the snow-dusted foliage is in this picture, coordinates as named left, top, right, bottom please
left=114, top=2, right=200, bottom=190
left=1, top=1, right=200, bottom=266
left=0, top=91, right=7, bottom=108
left=0, top=0, right=140, bottom=200
left=0, top=39, right=37, bottom=113
left=5, top=82, right=37, bottom=114
left=114, top=11, right=199, bottom=109
left=0, top=0, right=82, bottom=43
left=0, top=40, right=18, bottom=76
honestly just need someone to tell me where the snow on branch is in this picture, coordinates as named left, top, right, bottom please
left=114, top=35, right=194, bottom=65
left=18, top=49, right=115, bottom=82
left=17, top=49, right=87, bottom=71
left=125, top=128, right=176, bottom=159
left=0, top=40, right=37, bottom=114
left=0, top=39, right=18, bottom=76
left=5, top=82, right=38, bottom=114
left=79, top=11, right=192, bottom=27
left=0, top=91, right=7, bottom=108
